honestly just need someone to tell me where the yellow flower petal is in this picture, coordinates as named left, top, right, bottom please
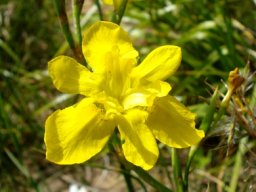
left=48, top=56, right=101, bottom=96
left=45, top=98, right=115, bottom=164
left=122, top=81, right=171, bottom=110
left=102, top=0, right=122, bottom=9
left=116, top=109, right=159, bottom=170
left=132, top=45, right=181, bottom=82
left=82, top=21, right=138, bottom=72
left=101, top=48, right=134, bottom=98
left=147, top=96, right=205, bottom=148
left=102, top=0, right=113, bottom=5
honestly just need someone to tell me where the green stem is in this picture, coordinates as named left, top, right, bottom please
left=112, top=0, right=129, bottom=24
left=171, top=148, right=184, bottom=192
left=0, top=38, right=21, bottom=64
left=222, top=1, right=244, bottom=68
left=95, top=0, right=104, bottom=20
left=109, top=134, right=172, bottom=192
left=53, top=0, right=76, bottom=50
left=4, top=148, right=40, bottom=192
left=109, top=132, right=135, bottom=192
left=0, top=94, right=20, bottom=155
left=87, top=162, right=148, bottom=192
left=184, top=87, right=219, bottom=190
left=72, top=0, right=84, bottom=45
left=132, top=165, right=173, bottom=192
left=228, top=137, right=247, bottom=192
left=120, top=163, right=135, bottom=192
left=183, top=146, right=196, bottom=191
left=200, top=87, right=219, bottom=133
left=53, top=0, right=85, bottom=64
left=213, top=87, right=231, bottom=128
left=159, top=151, right=173, bottom=185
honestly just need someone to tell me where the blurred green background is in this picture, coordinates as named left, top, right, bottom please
left=0, top=0, right=256, bottom=191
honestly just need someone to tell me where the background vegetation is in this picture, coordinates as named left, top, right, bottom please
left=0, top=0, right=255, bottom=191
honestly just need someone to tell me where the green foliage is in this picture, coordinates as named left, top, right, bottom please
left=0, top=0, right=255, bottom=191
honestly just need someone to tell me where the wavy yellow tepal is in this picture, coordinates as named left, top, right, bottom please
left=44, top=21, right=204, bottom=170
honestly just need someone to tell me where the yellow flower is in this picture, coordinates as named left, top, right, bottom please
left=45, top=21, right=204, bottom=170
left=102, top=0, right=122, bottom=10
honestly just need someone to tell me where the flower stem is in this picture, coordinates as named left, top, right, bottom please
left=53, top=0, right=76, bottom=51
left=53, top=0, right=85, bottom=64
left=112, top=0, right=129, bottom=24
left=184, top=87, right=219, bottom=190
left=132, top=165, right=173, bottom=192
left=109, top=132, right=135, bottom=191
left=72, top=0, right=84, bottom=45
left=183, top=146, right=197, bottom=191
left=171, top=148, right=184, bottom=192
left=0, top=38, right=21, bottom=64
left=94, top=0, right=104, bottom=20
left=228, top=137, right=247, bottom=192
left=120, top=162, right=136, bottom=192
left=116, top=0, right=128, bottom=24
left=200, top=87, right=219, bottom=133
left=109, top=133, right=172, bottom=192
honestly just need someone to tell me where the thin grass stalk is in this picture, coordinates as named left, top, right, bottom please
left=108, top=133, right=136, bottom=191
left=184, top=87, right=219, bottom=190
left=94, top=0, right=104, bottom=20
left=87, top=162, right=148, bottom=191
left=0, top=95, right=20, bottom=154
left=72, top=0, right=87, bottom=65
left=4, top=148, right=40, bottom=192
left=112, top=0, right=129, bottom=24
left=53, top=0, right=85, bottom=64
left=109, top=133, right=172, bottom=192
left=228, top=137, right=247, bottom=192
left=53, top=0, right=76, bottom=50
left=120, top=163, right=136, bottom=192
left=200, top=87, right=219, bottom=133
left=72, top=0, right=84, bottom=45
left=183, top=146, right=197, bottom=191
left=159, top=151, right=173, bottom=185
left=222, top=1, right=244, bottom=68
left=0, top=39, right=21, bottom=64
left=132, top=165, right=173, bottom=192
left=171, top=148, right=184, bottom=192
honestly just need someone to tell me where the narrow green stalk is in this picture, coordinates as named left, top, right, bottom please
left=183, top=146, right=197, bottom=191
left=6, top=78, right=39, bottom=131
left=0, top=95, right=20, bottom=154
left=87, top=162, right=147, bottom=192
left=120, top=163, right=135, bottom=192
left=228, top=137, right=247, bottom=192
left=72, top=0, right=84, bottom=45
left=0, top=38, right=21, bottom=64
left=72, top=0, right=87, bottom=65
left=112, top=0, right=129, bottom=24
left=116, top=0, right=128, bottom=24
left=95, top=0, right=104, bottom=20
left=109, top=133, right=172, bottom=192
left=53, top=0, right=76, bottom=50
left=132, top=165, right=173, bottom=192
left=171, top=148, right=184, bottom=192
left=109, top=132, right=135, bottom=192
left=200, top=87, right=219, bottom=132
left=222, top=2, right=243, bottom=68
left=159, top=151, right=173, bottom=185
left=53, top=0, right=86, bottom=64
left=213, top=87, right=231, bottom=128
left=4, top=148, right=40, bottom=192
left=184, top=87, right=219, bottom=190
